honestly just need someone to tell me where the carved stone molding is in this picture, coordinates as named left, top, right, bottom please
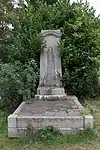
left=41, top=30, right=61, bottom=37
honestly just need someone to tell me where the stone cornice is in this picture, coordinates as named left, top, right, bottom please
left=41, top=30, right=61, bottom=37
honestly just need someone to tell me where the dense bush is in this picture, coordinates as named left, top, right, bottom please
left=0, top=60, right=39, bottom=114
left=0, top=0, right=100, bottom=113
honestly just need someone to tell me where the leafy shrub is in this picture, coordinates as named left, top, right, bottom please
left=33, top=126, right=61, bottom=145
left=80, top=107, right=91, bottom=116
left=0, top=59, right=39, bottom=114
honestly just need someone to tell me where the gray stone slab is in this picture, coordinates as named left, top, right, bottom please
left=19, top=99, right=79, bottom=116
left=13, top=102, right=25, bottom=115
left=8, top=95, right=93, bottom=137
left=17, top=116, right=84, bottom=129
left=8, top=114, right=18, bottom=128
left=84, top=115, right=93, bottom=129
left=35, top=94, right=67, bottom=101
left=8, top=128, right=27, bottom=137
left=37, top=87, right=65, bottom=95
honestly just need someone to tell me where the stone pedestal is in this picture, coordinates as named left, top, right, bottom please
left=8, top=96, right=93, bottom=137
left=35, top=30, right=66, bottom=100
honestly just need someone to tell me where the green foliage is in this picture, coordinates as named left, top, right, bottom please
left=0, top=59, right=39, bottom=114
left=80, top=107, right=91, bottom=116
left=24, top=126, right=62, bottom=145
left=0, top=0, right=25, bottom=62
left=58, top=1, right=100, bottom=99
left=8, top=20, right=42, bottom=64
left=0, top=0, right=12, bottom=62
left=17, top=127, right=99, bottom=145
left=0, top=110, right=7, bottom=137
left=27, top=0, right=57, bottom=5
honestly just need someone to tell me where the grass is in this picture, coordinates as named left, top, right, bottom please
left=0, top=98, right=100, bottom=150
left=80, top=107, right=91, bottom=116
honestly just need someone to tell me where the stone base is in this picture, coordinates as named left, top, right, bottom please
left=36, top=86, right=66, bottom=100
left=8, top=96, right=93, bottom=137
left=37, top=87, right=65, bottom=95
left=35, top=94, right=66, bottom=100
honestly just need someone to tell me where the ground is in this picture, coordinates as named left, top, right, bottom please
left=0, top=97, right=100, bottom=150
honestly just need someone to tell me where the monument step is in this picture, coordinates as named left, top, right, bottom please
left=37, top=87, right=65, bottom=95
left=35, top=94, right=67, bottom=100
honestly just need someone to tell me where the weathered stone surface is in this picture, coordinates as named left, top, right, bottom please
left=40, top=30, right=62, bottom=87
left=19, top=98, right=79, bottom=116
left=13, top=102, right=25, bottom=115
left=8, top=96, right=92, bottom=136
left=36, top=30, right=65, bottom=99
left=17, top=116, right=84, bottom=129
left=35, top=94, right=67, bottom=101
left=8, top=115, right=18, bottom=128
left=37, top=87, right=65, bottom=95
left=8, top=128, right=27, bottom=137
left=84, top=115, right=93, bottom=129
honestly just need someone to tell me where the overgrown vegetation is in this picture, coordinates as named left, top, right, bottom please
left=0, top=60, right=39, bottom=114
left=0, top=0, right=100, bottom=113
left=16, top=128, right=98, bottom=146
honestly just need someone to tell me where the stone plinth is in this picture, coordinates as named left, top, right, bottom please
left=8, top=96, right=93, bottom=137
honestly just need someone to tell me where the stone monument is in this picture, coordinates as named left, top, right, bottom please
left=8, top=30, right=93, bottom=137
left=35, top=30, right=66, bottom=100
